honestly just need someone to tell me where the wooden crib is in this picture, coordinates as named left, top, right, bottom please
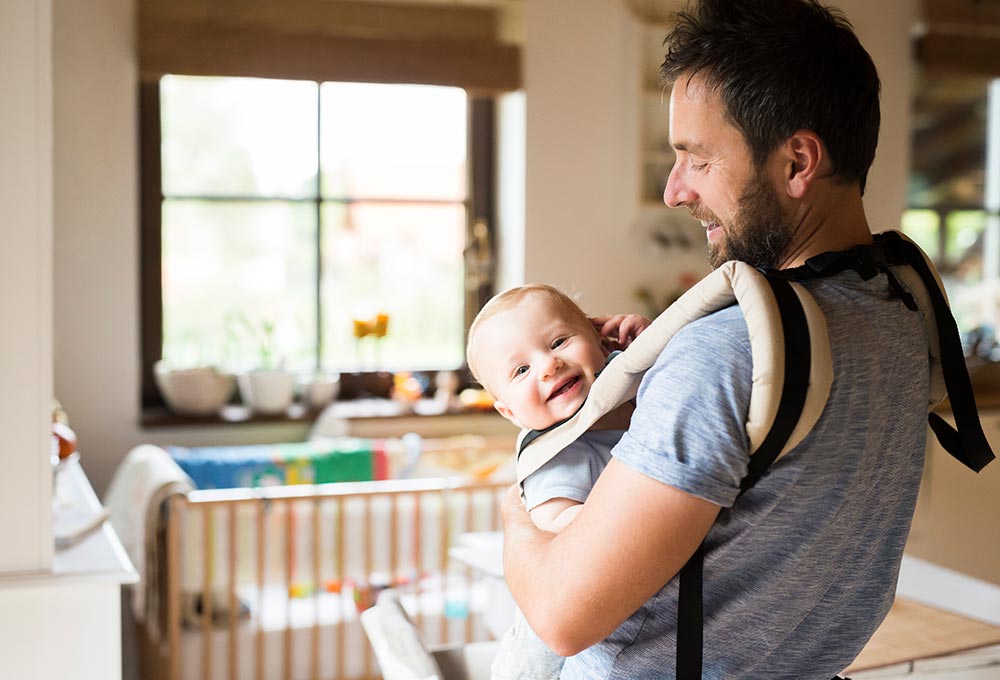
left=139, top=474, right=510, bottom=680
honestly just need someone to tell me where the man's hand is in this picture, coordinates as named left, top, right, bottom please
left=500, top=460, right=720, bottom=656
left=591, top=314, right=652, bottom=352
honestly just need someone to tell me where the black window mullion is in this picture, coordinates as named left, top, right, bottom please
left=315, top=83, right=324, bottom=374
left=140, top=80, right=165, bottom=409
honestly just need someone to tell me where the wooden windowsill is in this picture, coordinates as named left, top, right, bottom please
left=140, top=397, right=502, bottom=429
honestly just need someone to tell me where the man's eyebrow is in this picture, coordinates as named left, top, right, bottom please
left=672, top=140, right=708, bottom=154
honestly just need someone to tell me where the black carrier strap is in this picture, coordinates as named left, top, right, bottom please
left=675, top=235, right=995, bottom=679
left=774, top=231, right=994, bottom=472
left=675, top=276, right=812, bottom=679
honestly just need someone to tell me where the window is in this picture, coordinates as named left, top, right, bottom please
left=141, top=76, right=496, bottom=409
left=903, top=73, right=993, bottom=335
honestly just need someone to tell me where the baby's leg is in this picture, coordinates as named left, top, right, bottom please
left=490, top=614, right=564, bottom=680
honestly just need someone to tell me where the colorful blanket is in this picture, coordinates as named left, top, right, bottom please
left=168, top=437, right=391, bottom=490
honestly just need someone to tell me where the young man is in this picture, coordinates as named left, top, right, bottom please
left=500, top=1, right=929, bottom=678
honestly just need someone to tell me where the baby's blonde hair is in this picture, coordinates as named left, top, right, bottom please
left=466, top=284, right=597, bottom=391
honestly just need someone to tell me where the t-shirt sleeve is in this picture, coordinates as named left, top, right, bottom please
left=521, top=431, right=619, bottom=511
left=611, top=307, right=752, bottom=508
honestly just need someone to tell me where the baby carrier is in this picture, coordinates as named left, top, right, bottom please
left=515, top=230, right=995, bottom=680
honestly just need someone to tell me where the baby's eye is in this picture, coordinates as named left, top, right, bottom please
left=551, top=336, right=568, bottom=349
left=513, top=365, right=529, bottom=377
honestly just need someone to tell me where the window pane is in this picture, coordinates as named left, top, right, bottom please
left=161, top=76, right=318, bottom=198
left=944, top=209, right=986, bottom=270
left=901, top=209, right=940, bottom=261
left=320, top=83, right=467, bottom=200
left=162, top=200, right=317, bottom=372
left=321, top=202, right=466, bottom=370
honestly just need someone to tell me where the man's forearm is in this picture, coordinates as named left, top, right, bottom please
left=498, top=462, right=721, bottom=657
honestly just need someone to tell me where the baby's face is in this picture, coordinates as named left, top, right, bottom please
left=472, top=296, right=607, bottom=430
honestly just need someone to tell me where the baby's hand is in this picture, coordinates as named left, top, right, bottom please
left=591, top=313, right=652, bottom=352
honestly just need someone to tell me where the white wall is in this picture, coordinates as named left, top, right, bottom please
left=1, top=0, right=53, bottom=574
left=521, top=0, right=919, bottom=314
left=52, top=0, right=920, bottom=497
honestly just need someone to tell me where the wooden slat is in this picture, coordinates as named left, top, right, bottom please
left=202, top=507, right=214, bottom=680
left=336, top=498, right=345, bottom=680
left=228, top=504, right=238, bottom=680
left=187, top=476, right=506, bottom=506
left=919, top=32, right=1000, bottom=77
left=390, top=494, right=399, bottom=582
left=364, top=496, right=374, bottom=678
left=311, top=499, right=321, bottom=680
left=465, top=489, right=475, bottom=642
left=256, top=501, right=266, bottom=680
left=140, top=0, right=502, bottom=43
left=440, top=489, right=449, bottom=644
left=924, top=0, right=1000, bottom=28
left=414, top=491, right=424, bottom=631
left=139, top=18, right=520, bottom=91
left=284, top=502, right=294, bottom=680
left=167, top=497, right=182, bottom=680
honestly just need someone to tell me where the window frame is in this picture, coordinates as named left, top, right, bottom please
left=139, top=79, right=496, bottom=413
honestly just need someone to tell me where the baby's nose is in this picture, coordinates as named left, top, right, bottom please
left=541, top=356, right=563, bottom=379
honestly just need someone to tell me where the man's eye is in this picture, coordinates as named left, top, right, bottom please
left=691, top=162, right=708, bottom=172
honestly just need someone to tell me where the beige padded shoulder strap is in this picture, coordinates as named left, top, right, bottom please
left=516, top=262, right=833, bottom=486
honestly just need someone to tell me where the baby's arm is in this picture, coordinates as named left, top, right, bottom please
left=529, top=498, right=583, bottom=533
left=591, top=313, right=652, bottom=352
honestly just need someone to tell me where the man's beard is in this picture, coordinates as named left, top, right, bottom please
left=700, top=174, right=792, bottom=270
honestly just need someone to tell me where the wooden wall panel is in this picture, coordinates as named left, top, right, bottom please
left=139, top=0, right=521, bottom=90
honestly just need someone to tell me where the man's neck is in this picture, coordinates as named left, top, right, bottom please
left=778, top=183, right=872, bottom=269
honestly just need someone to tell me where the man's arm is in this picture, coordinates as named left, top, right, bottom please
left=501, top=457, right=720, bottom=656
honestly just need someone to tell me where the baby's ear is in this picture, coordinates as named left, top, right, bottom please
left=493, top=400, right=521, bottom=427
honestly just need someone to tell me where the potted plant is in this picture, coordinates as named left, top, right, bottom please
left=233, top=317, right=295, bottom=415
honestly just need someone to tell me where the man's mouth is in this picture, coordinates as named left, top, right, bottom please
left=547, top=376, right=580, bottom=401
left=700, top=220, right=724, bottom=242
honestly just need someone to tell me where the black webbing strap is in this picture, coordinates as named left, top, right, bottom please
left=676, top=276, right=813, bottom=679
left=774, top=231, right=994, bottom=473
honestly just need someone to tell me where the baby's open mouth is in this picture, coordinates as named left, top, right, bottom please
left=548, top=376, right=580, bottom=401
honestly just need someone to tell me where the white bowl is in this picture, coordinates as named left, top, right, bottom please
left=154, top=363, right=235, bottom=415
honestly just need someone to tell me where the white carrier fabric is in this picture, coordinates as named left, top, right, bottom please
left=515, top=260, right=834, bottom=489
left=515, top=230, right=977, bottom=491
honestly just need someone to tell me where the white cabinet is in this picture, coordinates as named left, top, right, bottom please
left=0, top=459, right=137, bottom=680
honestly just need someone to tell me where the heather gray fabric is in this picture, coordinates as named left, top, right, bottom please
left=562, top=271, right=929, bottom=680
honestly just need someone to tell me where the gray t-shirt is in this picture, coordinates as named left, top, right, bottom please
left=563, top=272, right=930, bottom=680
left=522, top=429, right=624, bottom=511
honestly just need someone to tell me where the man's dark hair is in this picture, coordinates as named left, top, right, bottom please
left=660, top=0, right=880, bottom=194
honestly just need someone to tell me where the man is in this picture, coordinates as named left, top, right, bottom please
left=499, top=0, right=930, bottom=677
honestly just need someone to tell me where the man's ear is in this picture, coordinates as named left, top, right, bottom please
left=783, top=130, right=824, bottom=199
left=493, top=400, right=522, bottom=427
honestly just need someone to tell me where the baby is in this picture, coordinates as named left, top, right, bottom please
left=466, top=284, right=650, bottom=679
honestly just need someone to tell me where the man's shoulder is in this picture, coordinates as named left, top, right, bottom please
left=664, top=303, right=750, bottom=361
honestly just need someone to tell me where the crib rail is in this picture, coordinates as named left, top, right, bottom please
left=145, top=476, right=509, bottom=680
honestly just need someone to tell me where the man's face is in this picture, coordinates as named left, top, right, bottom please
left=663, top=73, right=792, bottom=270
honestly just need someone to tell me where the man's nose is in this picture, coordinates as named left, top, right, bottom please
left=663, top=163, right=696, bottom=208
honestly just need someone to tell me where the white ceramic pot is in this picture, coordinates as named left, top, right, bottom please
left=302, top=374, right=341, bottom=410
left=238, top=369, right=295, bottom=414
left=154, top=363, right=235, bottom=415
